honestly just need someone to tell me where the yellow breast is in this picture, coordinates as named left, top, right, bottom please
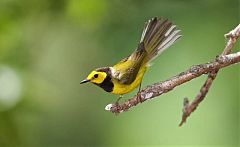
left=111, top=66, right=147, bottom=95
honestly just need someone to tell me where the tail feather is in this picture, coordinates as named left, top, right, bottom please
left=140, top=17, right=182, bottom=64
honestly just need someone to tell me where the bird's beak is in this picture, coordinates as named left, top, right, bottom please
left=80, top=79, right=90, bottom=84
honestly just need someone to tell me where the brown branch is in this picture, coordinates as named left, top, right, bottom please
left=106, top=52, right=240, bottom=112
left=105, top=24, right=240, bottom=125
left=179, top=24, right=240, bottom=126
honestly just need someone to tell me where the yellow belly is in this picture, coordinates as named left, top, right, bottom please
left=111, top=66, right=147, bottom=95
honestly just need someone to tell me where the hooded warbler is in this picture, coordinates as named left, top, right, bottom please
left=80, top=17, right=181, bottom=100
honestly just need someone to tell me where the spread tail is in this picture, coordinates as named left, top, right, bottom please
left=140, top=17, right=182, bottom=64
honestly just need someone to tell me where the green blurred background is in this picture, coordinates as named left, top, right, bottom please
left=0, top=0, right=239, bottom=146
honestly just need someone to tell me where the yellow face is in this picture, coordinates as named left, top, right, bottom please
left=86, top=70, right=107, bottom=84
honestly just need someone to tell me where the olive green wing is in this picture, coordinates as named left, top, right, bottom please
left=112, top=43, right=146, bottom=85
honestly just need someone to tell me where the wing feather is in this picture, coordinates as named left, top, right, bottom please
left=112, top=43, right=146, bottom=84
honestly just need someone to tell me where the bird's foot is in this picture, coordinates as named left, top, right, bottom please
left=136, top=93, right=143, bottom=103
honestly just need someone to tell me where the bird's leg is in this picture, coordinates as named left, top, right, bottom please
left=115, top=95, right=123, bottom=105
left=138, top=81, right=142, bottom=93
left=137, top=81, right=143, bottom=103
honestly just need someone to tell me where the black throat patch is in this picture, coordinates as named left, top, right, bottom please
left=95, top=67, right=114, bottom=92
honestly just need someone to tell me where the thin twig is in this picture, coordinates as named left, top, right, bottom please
left=179, top=24, right=240, bottom=126
left=105, top=24, right=240, bottom=126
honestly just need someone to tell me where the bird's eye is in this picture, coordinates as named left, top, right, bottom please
left=94, top=74, right=98, bottom=78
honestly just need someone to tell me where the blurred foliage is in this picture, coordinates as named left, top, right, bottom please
left=0, top=0, right=239, bottom=146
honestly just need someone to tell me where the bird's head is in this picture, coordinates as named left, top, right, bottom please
left=80, top=70, right=107, bottom=85
left=80, top=67, right=113, bottom=92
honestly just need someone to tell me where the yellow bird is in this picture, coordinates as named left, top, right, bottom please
left=80, top=17, right=181, bottom=102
